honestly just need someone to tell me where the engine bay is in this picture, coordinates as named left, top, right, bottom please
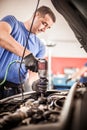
left=0, top=82, right=87, bottom=130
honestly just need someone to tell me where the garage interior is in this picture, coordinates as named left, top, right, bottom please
left=0, top=0, right=87, bottom=130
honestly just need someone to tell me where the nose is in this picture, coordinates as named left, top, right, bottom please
left=41, top=26, right=47, bottom=32
left=41, top=28, right=46, bottom=32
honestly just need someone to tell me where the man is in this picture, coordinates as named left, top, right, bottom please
left=0, top=6, right=56, bottom=99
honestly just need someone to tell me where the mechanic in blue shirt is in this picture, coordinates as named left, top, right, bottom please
left=0, top=6, right=56, bottom=99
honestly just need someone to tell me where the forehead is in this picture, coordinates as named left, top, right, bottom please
left=42, top=14, right=54, bottom=28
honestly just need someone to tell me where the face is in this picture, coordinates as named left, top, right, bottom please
left=32, top=13, right=54, bottom=34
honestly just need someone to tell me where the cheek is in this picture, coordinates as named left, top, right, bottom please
left=34, top=20, right=41, bottom=29
left=36, top=23, right=42, bottom=30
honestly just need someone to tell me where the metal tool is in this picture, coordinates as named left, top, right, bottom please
left=38, top=59, right=48, bottom=79
left=37, top=59, right=48, bottom=102
left=38, top=59, right=48, bottom=93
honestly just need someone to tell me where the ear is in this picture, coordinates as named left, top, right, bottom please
left=36, top=12, right=40, bottom=16
left=35, top=12, right=42, bottom=18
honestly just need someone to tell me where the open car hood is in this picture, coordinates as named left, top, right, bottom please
left=51, top=0, right=87, bottom=52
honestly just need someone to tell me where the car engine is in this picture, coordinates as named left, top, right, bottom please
left=0, top=82, right=87, bottom=130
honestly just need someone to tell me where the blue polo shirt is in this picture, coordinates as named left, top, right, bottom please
left=0, top=15, right=46, bottom=84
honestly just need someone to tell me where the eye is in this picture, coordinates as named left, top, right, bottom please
left=41, top=21, right=50, bottom=29
left=42, top=21, right=48, bottom=27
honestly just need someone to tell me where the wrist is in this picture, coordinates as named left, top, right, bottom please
left=24, top=51, right=31, bottom=57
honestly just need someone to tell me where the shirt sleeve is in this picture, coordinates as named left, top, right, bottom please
left=1, top=15, right=18, bottom=34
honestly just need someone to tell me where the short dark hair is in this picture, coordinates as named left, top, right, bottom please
left=37, top=6, right=56, bottom=23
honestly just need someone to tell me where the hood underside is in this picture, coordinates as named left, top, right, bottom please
left=51, top=0, right=87, bottom=52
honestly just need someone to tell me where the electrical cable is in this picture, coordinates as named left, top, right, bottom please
left=18, top=0, right=40, bottom=102
left=0, top=60, right=21, bottom=85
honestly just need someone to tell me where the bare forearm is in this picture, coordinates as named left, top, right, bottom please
left=0, top=21, right=31, bottom=57
left=71, top=67, right=87, bottom=79
left=71, top=71, right=81, bottom=79
left=0, top=31, right=30, bottom=57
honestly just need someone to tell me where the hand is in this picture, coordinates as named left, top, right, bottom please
left=32, top=78, right=48, bottom=93
left=24, top=53, right=38, bottom=72
left=66, top=78, right=72, bottom=84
